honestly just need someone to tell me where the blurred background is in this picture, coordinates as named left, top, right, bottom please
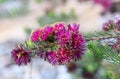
left=0, top=0, right=120, bottom=79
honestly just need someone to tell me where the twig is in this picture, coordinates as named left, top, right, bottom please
left=85, top=35, right=120, bottom=41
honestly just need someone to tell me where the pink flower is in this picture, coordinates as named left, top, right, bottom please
left=11, top=45, right=31, bottom=66
left=68, top=23, right=80, bottom=33
left=41, top=26, right=53, bottom=41
left=114, top=15, right=120, bottom=31
left=30, top=28, right=42, bottom=42
left=38, top=51, right=44, bottom=59
left=53, top=22, right=65, bottom=34
left=30, top=23, right=85, bottom=65
left=102, top=15, right=120, bottom=31
left=30, top=26, right=53, bottom=42
left=71, top=33, right=85, bottom=48
left=112, top=38, right=120, bottom=52
left=46, top=51, right=58, bottom=65
left=102, top=20, right=114, bottom=31
left=70, top=33, right=85, bottom=60
left=93, top=0, right=112, bottom=11
left=56, top=48, right=72, bottom=65
left=57, top=30, right=70, bottom=46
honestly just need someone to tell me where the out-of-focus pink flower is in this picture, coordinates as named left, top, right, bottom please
left=93, top=0, right=112, bottom=11
left=112, top=38, right=120, bottom=52
left=102, top=15, right=120, bottom=31
left=114, top=15, right=120, bottom=31
left=102, top=20, right=114, bottom=31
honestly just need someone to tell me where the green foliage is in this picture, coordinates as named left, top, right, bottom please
left=0, top=0, right=19, bottom=4
left=87, top=41, right=104, bottom=60
left=69, top=41, right=120, bottom=79
left=81, top=49, right=101, bottom=73
left=37, top=10, right=77, bottom=26
left=35, top=0, right=49, bottom=3
left=24, top=27, right=32, bottom=36
left=35, top=0, right=41, bottom=3
left=69, top=8, right=76, bottom=19
left=87, top=41, right=120, bottom=66
left=0, top=0, right=9, bottom=4
left=25, top=40, right=34, bottom=49
left=69, top=49, right=102, bottom=79
left=0, top=0, right=5, bottom=3
left=98, top=69, right=120, bottom=79
left=0, top=6, right=28, bottom=18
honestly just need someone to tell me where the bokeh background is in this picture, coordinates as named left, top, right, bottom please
left=0, top=0, right=120, bottom=79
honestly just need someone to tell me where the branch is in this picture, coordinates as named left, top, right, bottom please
left=84, top=30, right=120, bottom=41
left=85, top=35, right=120, bottom=41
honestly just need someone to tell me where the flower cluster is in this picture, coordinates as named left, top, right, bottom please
left=102, top=20, right=114, bottom=31
left=11, top=22, right=85, bottom=66
left=114, top=15, right=120, bottom=31
left=102, top=15, right=120, bottom=53
left=102, top=15, right=120, bottom=31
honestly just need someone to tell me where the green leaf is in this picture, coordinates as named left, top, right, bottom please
left=25, top=40, right=34, bottom=49
left=24, top=27, right=32, bottom=36
left=37, top=11, right=77, bottom=26
left=87, top=41, right=120, bottom=65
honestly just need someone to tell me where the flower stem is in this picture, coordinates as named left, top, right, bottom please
left=85, top=35, right=120, bottom=41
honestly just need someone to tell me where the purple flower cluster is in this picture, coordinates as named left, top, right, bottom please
left=102, top=15, right=120, bottom=53
left=102, top=20, right=114, bottom=31
left=31, top=22, right=85, bottom=65
left=11, top=45, right=31, bottom=66
left=11, top=22, right=85, bottom=66
left=102, top=15, right=120, bottom=31
left=114, top=15, right=120, bottom=31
